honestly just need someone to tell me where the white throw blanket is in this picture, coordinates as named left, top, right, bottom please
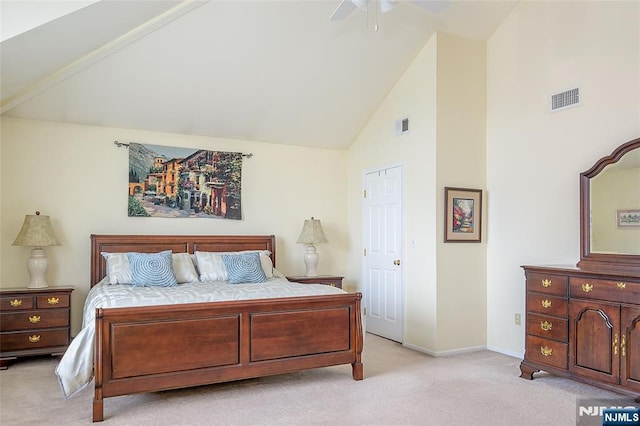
left=56, top=277, right=345, bottom=398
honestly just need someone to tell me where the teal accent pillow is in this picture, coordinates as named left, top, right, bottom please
left=126, top=250, right=178, bottom=287
left=222, top=252, right=267, bottom=284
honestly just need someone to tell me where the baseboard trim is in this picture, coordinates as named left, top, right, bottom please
left=402, top=342, right=487, bottom=357
left=486, top=345, right=524, bottom=360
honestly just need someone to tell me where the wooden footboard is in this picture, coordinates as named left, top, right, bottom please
left=93, top=293, right=363, bottom=422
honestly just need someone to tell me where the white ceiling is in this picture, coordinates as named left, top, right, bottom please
left=0, top=0, right=518, bottom=149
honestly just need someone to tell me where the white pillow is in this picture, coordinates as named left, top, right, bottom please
left=195, top=251, right=228, bottom=281
left=102, top=251, right=199, bottom=284
left=171, top=253, right=199, bottom=283
left=195, top=250, right=273, bottom=281
left=102, top=252, right=131, bottom=284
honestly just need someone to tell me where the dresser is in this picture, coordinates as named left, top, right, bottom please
left=0, top=287, right=74, bottom=369
left=286, top=275, right=343, bottom=289
left=521, top=266, right=640, bottom=398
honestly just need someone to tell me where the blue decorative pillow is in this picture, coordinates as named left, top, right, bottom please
left=126, top=250, right=178, bottom=287
left=222, top=252, right=267, bottom=284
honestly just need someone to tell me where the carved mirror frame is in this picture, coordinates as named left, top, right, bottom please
left=578, top=137, right=640, bottom=274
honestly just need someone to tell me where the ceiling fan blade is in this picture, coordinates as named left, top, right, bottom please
left=411, top=0, right=450, bottom=13
left=330, top=0, right=359, bottom=21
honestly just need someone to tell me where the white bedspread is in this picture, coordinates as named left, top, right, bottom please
left=55, top=277, right=345, bottom=398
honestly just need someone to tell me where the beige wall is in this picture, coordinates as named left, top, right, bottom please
left=346, top=33, right=487, bottom=354
left=486, top=1, right=640, bottom=357
left=0, top=117, right=348, bottom=334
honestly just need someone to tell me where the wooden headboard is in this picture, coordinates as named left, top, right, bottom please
left=90, top=234, right=276, bottom=286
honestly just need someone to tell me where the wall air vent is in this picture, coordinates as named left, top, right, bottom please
left=395, top=117, right=410, bottom=136
left=550, top=87, right=581, bottom=112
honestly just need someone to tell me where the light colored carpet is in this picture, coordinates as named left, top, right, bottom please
left=0, top=334, right=628, bottom=425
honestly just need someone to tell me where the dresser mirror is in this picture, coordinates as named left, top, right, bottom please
left=578, top=137, right=640, bottom=274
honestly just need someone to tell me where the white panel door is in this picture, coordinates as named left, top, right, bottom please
left=363, top=165, right=403, bottom=342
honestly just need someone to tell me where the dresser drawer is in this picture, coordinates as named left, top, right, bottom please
left=526, top=293, right=567, bottom=317
left=0, top=329, right=69, bottom=352
left=0, top=296, right=34, bottom=311
left=525, top=335, right=567, bottom=370
left=570, top=277, right=640, bottom=305
left=0, top=310, right=69, bottom=332
left=526, top=272, right=568, bottom=296
left=526, top=313, right=568, bottom=342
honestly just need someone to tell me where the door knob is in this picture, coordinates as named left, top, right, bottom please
left=393, top=260, right=401, bottom=266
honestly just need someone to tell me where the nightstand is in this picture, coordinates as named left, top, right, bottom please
left=286, top=275, right=343, bottom=289
left=0, top=287, right=74, bottom=369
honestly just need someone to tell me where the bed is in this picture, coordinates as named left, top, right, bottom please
left=59, top=234, right=363, bottom=422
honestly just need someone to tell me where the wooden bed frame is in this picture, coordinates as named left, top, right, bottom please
left=89, top=234, right=363, bottom=422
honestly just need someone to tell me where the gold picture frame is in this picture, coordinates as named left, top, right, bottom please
left=444, top=187, right=482, bottom=242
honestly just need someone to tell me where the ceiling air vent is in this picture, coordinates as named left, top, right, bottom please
left=550, top=87, right=581, bottom=112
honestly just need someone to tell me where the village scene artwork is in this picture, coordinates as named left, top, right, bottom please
left=128, top=143, right=243, bottom=219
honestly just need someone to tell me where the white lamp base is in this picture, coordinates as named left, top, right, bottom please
left=303, top=244, right=320, bottom=277
left=27, top=247, right=49, bottom=289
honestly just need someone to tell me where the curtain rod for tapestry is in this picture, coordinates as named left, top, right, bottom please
left=113, top=140, right=253, bottom=158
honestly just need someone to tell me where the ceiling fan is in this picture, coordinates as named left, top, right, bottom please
left=329, top=0, right=450, bottom=22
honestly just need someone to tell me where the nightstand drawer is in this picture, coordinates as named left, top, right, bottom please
left=1, top=310, right=70, bottom=332
left=0, top=329, right=69, bottom=352
left=0, top=296, right=34, bottom=311
left=286, top=276, right=343, bottom=289
left=36, top=294, right=70, bottom=309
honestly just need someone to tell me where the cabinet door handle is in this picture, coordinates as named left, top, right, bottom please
left=613, top=334, right=619, bottom=355
left=28, top=315, right=41, bottom=324
left=622, top=335, right=626, bottom=357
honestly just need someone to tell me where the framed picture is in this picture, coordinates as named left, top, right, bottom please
left=617, top=209, right=640, bottom=228
left=444, top=187, right=482, bottom=242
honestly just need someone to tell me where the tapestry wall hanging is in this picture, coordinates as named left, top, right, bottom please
left=128, top=143, right=243, bottom=219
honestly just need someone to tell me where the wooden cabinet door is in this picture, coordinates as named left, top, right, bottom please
left=569, top=299, right=620, bottom=384
left=621, top=306, right=640, bottom=391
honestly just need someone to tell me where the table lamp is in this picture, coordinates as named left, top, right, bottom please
left=296, top=217, right=328, bottom=277
left=12, top=211, right=61, bottom=288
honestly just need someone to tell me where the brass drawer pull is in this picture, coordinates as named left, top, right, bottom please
left=617, top=282, right=626, bottom=289
left=28, top=315, right=41, bottom=324
left=540, top=321, right=553, bottom=331
left=10, top=299, right=23, bottom=307
left=540, top=346, right=553, bottom=357
left=28, top=335, right=41, bottom=343
left=541, top=279, right=551, bottom=288
left=541, top=299, right=552, bottom=309
left=582, top=283, right=593, bottom=293
left=47, top=297, right=60, bottom=305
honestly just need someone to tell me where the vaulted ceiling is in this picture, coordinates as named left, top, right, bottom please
left=0, top=0, right=518, bottom=149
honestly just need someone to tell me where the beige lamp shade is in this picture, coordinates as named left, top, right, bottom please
left=296, top=217, right=328, bottom=277
left=12, top=212, right=60, bottom=247
left=296, top=217, right=328, bottom=244
left=12, top=211, right=60, bottom=289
